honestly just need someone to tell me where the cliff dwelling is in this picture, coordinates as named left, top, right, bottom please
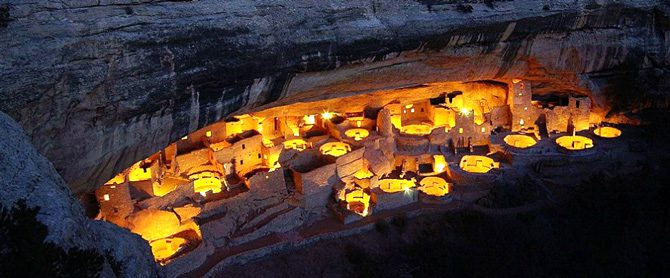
left=3, top=1, right=670, bottom=277
left=91, top=78, right=626, bottom=265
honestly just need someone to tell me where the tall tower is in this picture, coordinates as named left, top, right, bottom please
left=510, top=79, right=535, bottom=132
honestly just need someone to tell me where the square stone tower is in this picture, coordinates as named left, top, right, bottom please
left=510, top=79, right=538, bottom=132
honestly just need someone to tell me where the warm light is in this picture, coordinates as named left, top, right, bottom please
left=504, top=134, right=537, bottom=149
left=401, top=124, right=433, bottom=136
left=262, top=138, right=274, bottom=147
left=128, top=209, right=202, bottom=262
left=524, top=107, right=528, bottom=111
left=458, top=128, right=463, bottom=134
left=460, top=108, right=470, bottom=116
left=200, top=192, right=207, bottom=197
left=181, top=136, right=188, bottom=140
left=378, top=178, right=416, bottom=193
left=459, top=155, right=500, bottom=173
left=190, top=171, right=223, bottom=195
left=283, top=139, right=308, bottom=151
left=519, top=119, right=525, bottom=126
left=130, top=210, right=182, bottom=242
left=269, top=161, right=281, bottom=172
left=105, top=173, right=126, bottom=185
left=593, top=126, right=621, bottom=138
left=344, top=128, right=370, bottom=141
left=512, top=78, right=522, bottom=84
left=433, top=155, right=447, bottom=173
left=418, top=177, right=450, bottom=196
left=481, top=127, right=486, bottom=133
left=410, top=108, right=415, bottom=113
left=150, top=237, right=187, bottom=261
left=556, top=135, right=594, bottom=151
left=302, top=115, right=316, bottom=125
left=321, top=111, right=334, bottom=120
left=152, top=180, right=178, bottom=197
left=319, top=142, right=351, bottom=157
left=209, top=140, right=232, bottom=152
left=103, top=194, right=110, bottom=201
left=354, top=168, right=374, bottom=179
left=205, top=131, right=212, bottom=137
left=344, top=188, right=371, bottom=217
left=356, top=120, right=362, bottom=127
left=128, top=163, right=152, bottom=182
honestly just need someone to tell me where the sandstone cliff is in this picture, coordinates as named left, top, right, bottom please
left=0, top=111, right=158, bottom=277
left=0, top=0, right=668, bottom=193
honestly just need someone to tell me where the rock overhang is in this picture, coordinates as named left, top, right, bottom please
left=0, top=0, right=668, bottom=194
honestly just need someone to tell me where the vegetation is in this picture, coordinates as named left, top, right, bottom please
left=345, top=159, right=670, bottom=277
left=0, top=200, right=106, bottom=277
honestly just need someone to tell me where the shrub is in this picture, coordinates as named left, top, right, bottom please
left=0, top=200, right=105, bottom=277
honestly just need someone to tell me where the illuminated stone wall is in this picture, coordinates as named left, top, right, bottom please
left=211, top=134, right=266, bottom=177
left=510, top=80, right=540, bottom=132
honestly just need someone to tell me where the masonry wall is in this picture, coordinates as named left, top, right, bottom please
left=293, top=164, right=338, bottom=210
left=212, top=135, right=266, bottom=176
left=510, top=80, right=540, bottom=131
left=401, top=100, right=433, bottom=126
left=446, top=113, right=491, bottom=148
left=545, top=96, right=592, bottom=133
left=97, top=183, right=133, bottom=226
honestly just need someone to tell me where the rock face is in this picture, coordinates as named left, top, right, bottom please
left=0, top=111, right=158, bottom=277
left=0, top=0, right=669, bottom=194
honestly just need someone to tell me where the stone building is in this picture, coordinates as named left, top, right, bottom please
left=97, top=177, right=133, bottom=226
left=545, top=96, right=592, bottom=133
left=211, top=131, right=267, bottom=177
left=445, top=111, right=492, bottom=149
left=510, top=79, right=540, bottom=132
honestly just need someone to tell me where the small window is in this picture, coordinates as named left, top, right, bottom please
left=242, top=144, right=246, bottom=150
left=240, top=160, right=244, bottom=165
left=410, top=108, right=415, bottom=113
left=458, top=128, right=464, bottom=134
left=420, top=108, right=424, bottom=112
left=206, top=131, right=212, bottom=137
left=258, top=153, right=261, bottom=159
left=576, top=100, right=580, bottom=108
left=103, top=194, right=110, bottom=201
left=481, top=127, right=486, bottom=133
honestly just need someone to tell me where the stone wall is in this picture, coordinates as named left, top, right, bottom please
left=0, top=1, right=668, bottom=194
left=0, top=111, right=158, bottom=277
